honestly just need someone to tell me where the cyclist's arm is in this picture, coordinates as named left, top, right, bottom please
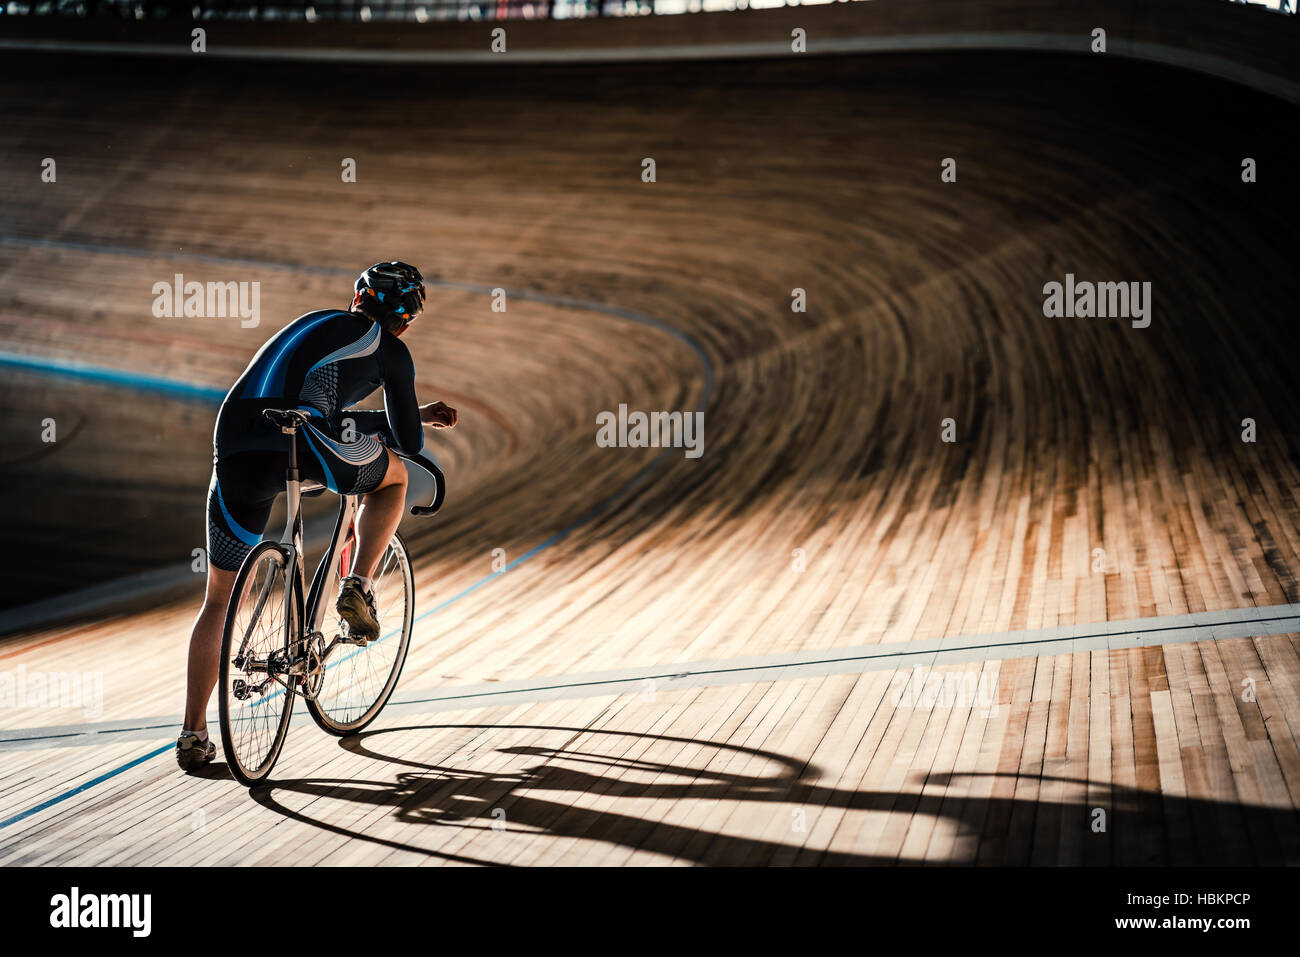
left=374, top=339, right=424, bottom=455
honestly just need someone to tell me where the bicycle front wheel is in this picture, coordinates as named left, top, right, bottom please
left=307, top=530, right=415, bottom=735
left=219, top=541, right=297, bottom=786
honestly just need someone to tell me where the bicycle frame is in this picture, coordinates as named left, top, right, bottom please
left=304, top=492, right=358, bottom=637
left=259, top=420, right=365, bottom=682
left=249, top=409, right=446, bottom=682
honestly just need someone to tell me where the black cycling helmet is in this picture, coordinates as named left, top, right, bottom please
left=351, top=261, right=426, bottom=334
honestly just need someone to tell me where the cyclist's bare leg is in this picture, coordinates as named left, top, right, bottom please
left=182, top=564, right=238, bottom=734
left=352, top=447, right=408, bottom=584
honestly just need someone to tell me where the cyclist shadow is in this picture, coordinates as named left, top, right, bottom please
left=251, top=721, right=873, bottom=866
left=248, top=722, right=1299, bottom=866
left=191, top=761, right=235, bottom=781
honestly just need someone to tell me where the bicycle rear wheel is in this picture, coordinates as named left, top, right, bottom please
left=307, top=530, right=415, bottom=735
left=219, top=541, right=297, bottom=786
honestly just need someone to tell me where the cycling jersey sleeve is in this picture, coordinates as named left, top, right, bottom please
left=376, top=337, right=424, bottom=455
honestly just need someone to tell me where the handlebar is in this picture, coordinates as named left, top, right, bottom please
left=395, top=450, right=446, bottom=517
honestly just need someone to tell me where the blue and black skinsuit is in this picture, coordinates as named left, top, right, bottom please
left=206, top=309, right=424, bottom=571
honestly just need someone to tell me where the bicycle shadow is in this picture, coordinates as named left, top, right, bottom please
left=248, top=722, right=1300, bottom=866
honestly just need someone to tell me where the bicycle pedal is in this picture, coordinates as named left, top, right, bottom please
left=340, top=625, right=376, bottom=647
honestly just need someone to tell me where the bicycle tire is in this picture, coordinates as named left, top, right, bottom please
left=218, top=541, right=297, bottom=786
left=307, top=530, right=415, bottom=736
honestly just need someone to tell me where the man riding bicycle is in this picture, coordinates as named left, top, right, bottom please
left=177, top=262, right=458, bottom=771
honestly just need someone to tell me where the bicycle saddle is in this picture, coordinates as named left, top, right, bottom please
left=262, top=408, right=312, bottom=430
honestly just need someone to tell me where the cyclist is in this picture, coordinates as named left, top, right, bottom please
left=177, top=262, right=458, bottom=771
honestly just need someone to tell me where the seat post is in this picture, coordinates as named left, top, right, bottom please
left=279, top=419, right=304, bottom=567
left=266, top=409, right=304, bottom=487
left=286, top=427, right=299, bottom=478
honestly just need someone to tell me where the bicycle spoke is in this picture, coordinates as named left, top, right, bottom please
left=373, top=548, right=397, bottom=589
left=221, top=547, right=294, bottom=781
left=312, top=535, right=412, bottom=729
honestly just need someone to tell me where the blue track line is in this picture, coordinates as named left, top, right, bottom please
left=0, top=351, right=226, bottom=402
left=0, top=234, right=715, bottom=832
left=0, top=743, right=173, bottom=831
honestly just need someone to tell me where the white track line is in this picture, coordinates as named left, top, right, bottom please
left=0, top=33, right=1296, bottom=104
left=4, top=601, right=1297, bottom=752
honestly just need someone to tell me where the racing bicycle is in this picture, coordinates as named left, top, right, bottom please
left=217, top=407, right=445, bottom=786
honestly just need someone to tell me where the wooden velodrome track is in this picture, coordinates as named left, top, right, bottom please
left=0, top=46, right=1299, bottom=865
